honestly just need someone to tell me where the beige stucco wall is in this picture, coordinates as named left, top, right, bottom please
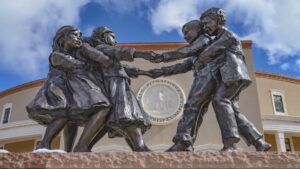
left=256, top=77, right=300, bottom=116
left=0, top=86, right=40, bottom=123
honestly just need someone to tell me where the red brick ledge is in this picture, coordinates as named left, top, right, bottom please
left=116, top=40, right=252, bottom=51
left=0, top=152, right=300, bottom=169
left=0, top=78, right=45, bottom=99
left=255, top=72, right=300, bottom=85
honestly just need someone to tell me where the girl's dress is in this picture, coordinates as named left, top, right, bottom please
left=27, top=44, right=112, bottom=125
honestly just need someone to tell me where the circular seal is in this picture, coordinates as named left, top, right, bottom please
left=137, top=78, right=185, bottom=125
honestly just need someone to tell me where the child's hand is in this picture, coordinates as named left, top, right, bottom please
left=149, top=54, right=164, bottom=63
left=147, top=69, right=163, bottom=79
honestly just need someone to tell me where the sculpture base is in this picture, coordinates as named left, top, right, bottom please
left=1, top=152, right=300, bottom=169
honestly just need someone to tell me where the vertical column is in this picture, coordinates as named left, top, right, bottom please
left=275, top=132, right=286, bottom=152
left=59, top=133, right=65, bottom=150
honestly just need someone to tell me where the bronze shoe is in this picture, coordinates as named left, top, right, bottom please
left=255, top=138, right=272, bottom=152
left=166, top=142, right=194, bottom=152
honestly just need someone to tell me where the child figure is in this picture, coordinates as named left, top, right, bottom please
left=27, top=26, right=113, bottom=152
left=83, top=26, right=154, bottom=151
left=63, top=27, right=156, bottom=152
left=148, top=18, right=271, bottom=152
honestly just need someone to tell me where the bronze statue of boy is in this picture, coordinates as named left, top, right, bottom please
left=148, top=8, right=271, bottom=152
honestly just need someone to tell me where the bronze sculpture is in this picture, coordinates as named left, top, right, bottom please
left=87, top=26, right=156, bottom=152
left=60, top=26, right=156, bottom=152
left=27, top=26, right=113, bottom=151
left=148, top=9, right=271, bottom=152
left=28, top=26, right=156, bottom=152
left=26, top=7, right=271, bottom=153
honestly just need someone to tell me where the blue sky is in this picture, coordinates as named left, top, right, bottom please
left=1, top=0, right=300, bottom=92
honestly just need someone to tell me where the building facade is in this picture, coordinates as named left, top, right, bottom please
left=0, top=41, right=299, bottom=152
left=256, top=72, right=300, bottom=152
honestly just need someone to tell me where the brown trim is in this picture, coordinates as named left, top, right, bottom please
left=255, top=71, right=300, bottom=85
left=1, top=72, right=299, bottom=99
left=116, top=40, right=252, bottom=51
left=241, top=40, right=252, bottom=49
left=116, top=42, right=188, bottom=51
left=0, top=79, right=45, bottom=99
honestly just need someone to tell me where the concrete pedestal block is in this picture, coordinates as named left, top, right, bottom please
left=1, top=152, right=300, bottom=169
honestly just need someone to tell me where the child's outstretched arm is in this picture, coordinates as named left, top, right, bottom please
left=96, top=44, right=157, bottom=62
left=165, top=37, right=210, bottom=62
left=96, top=44, right=135, bottom=61
left=123, top=64, right=158, bottom=78
left=50, top=51, right=84, bottom=70
left=123, top=65, right=145, bottom=78
left=81, top=43, right=113, bottom=67
left=151, top=35, right=211, bottom=63
left=133, top=51, right=158, bottom=61
left=147, top=58, right=193, bottom=78
left=95, top=42, right=161, bottom=64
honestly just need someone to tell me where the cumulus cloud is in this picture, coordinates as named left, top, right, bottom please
left=1, top=0, right=300, bottom=79
left=149, top=0, right=300, bottom=73
left=150, top=0, right=224, bottom=34
left=0, top=0, right=88, bottom=78
left=296, top=59, right=300, bottom=70
left=224, top=0, right=300, bottom=67
left=280, top=63, right=290, bottom=71
left=150, top=0, right=202, bottom=34
left=0, top=0, right=153, bottom=79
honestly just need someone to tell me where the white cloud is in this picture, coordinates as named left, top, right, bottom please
left=1, top=0, right=300, bottom=79
left=224, top=0, right=300, bottom=66
left=280, top=63, right=290, bottom=71
left=149, top=0, right=225, bottom=34
left=0, top=0, right=88, bottom=78
left=150, top=0, right=201, bottom=34
left=0, top=0, right=153, bottom=79
left=149, top=0, right=300, bottom=74
left=296, top=59, right=300, bottom=70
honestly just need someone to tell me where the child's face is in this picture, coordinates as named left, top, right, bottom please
left=104, top=32, right=116, bottom=46
left=65, top=30, right=82, bottom=49
left=182, top=26, right=198, bottom=43
left=201, top=16, right=218, bottom=35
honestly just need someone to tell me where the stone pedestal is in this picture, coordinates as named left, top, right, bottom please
left=1, top=152, right=300, bottom=169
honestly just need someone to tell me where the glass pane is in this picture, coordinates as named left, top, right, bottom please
left=273, top=95, right=284, bottom=113
left=285, top=138, right=292, bottom=151
left=2, top=108, right=10, bottom=124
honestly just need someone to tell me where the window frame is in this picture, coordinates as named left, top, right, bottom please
left=285, top=135, right=295, bottom=152
left=270, top=89, right=288, bottom=115
left=1, top=103, right=12, bottom=124
left=285, top=137, right=292, bottom=151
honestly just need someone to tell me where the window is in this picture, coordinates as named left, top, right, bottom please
left=1, top=103, right=12, bottom=124
left=2, top=108, right=11, bottom=124
left=273, top=95, right=284, bottom=113
left=285, top=138, right=292, bottom=151
left=270, top=90, right=287, bottom=115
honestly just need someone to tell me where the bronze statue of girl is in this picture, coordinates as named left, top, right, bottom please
left=27, top=25, right=113, bottom=152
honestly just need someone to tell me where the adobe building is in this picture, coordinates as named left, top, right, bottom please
left=0, top=41, right=299, bottom=152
